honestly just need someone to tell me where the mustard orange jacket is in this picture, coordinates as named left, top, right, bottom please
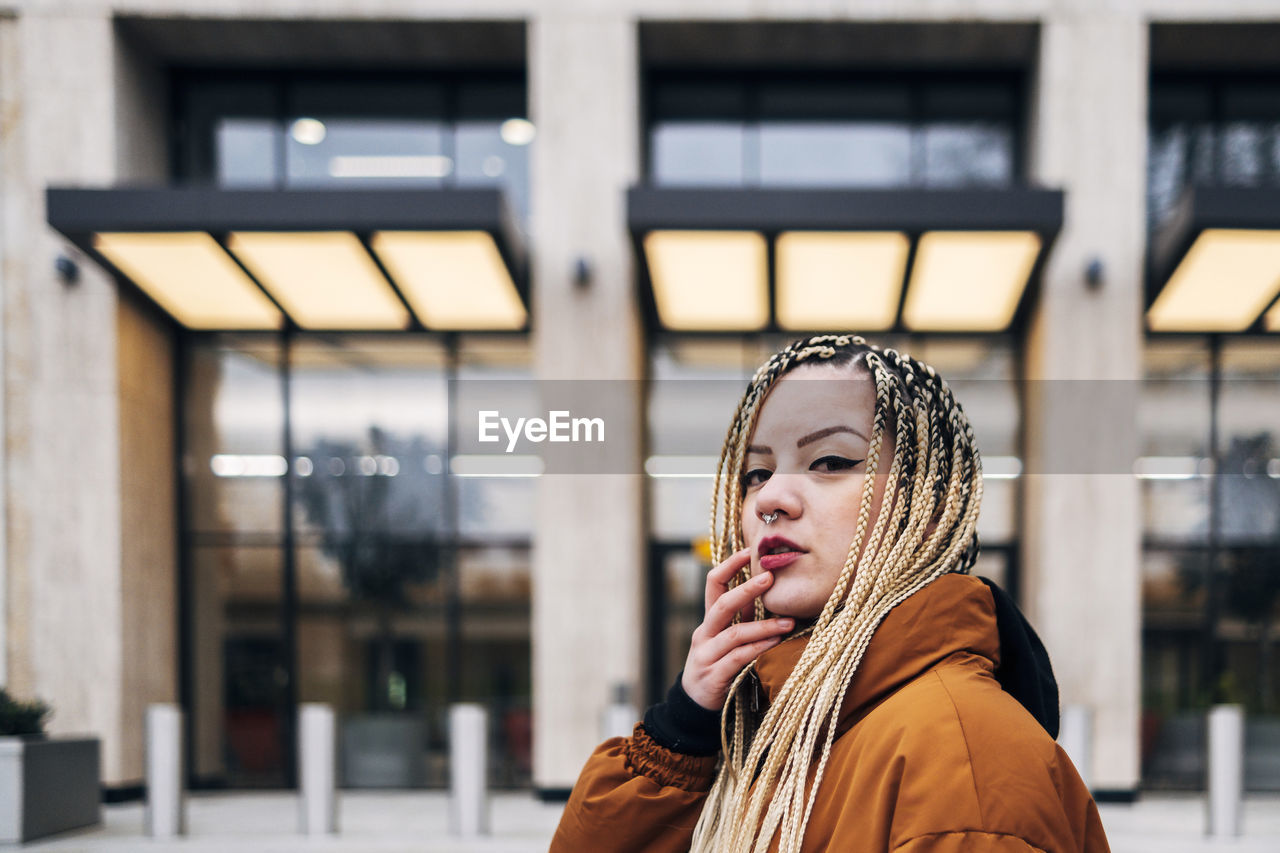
left=550, top=574, right=1111, bottom=852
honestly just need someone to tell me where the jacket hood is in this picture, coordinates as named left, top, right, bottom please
left=754, top=573, right=1060, bottom=737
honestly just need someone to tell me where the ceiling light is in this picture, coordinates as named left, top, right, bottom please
left=227, top=232, right=410, bottom=330
left=371, top=231, right=526, bottom=330
left=776, top=231, right=908, bottom=331
left=93, top=232, right=281, bottom=329
left=290, top=118, right=327, bottom=145
left=1147, top=229, right=1280, bottom=332
left=328, top=155, right=453, bottom=179
left=903, top=231, right=1041, bottom=331
left=500, top=118, right=536, bottom=146
left=643, top=231, right=769, bottom=331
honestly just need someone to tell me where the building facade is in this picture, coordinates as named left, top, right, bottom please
left=2, top=0, right=1279, bottom=800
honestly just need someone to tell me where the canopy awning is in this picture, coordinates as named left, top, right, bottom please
left=1147, top=188, right=1280, bottom=334
left=628, top=187, right=1063, bottom=334
left=46, top=187, right=528, bottom=332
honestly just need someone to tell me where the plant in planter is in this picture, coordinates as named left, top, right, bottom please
left=0, top=690, right=100, bottom=843
left=0, top=689, right=51, bottom=737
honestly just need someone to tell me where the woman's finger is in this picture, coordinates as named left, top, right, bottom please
left=704, top=571, right=772, bottom=634
left=704, top=547, right=752, bottom=613
left=715, top=635, right=787, bottom=677
left=702, top=617, right=793, bottom=662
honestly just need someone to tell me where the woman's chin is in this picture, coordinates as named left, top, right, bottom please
left=761, top=589, right=822, bottom=622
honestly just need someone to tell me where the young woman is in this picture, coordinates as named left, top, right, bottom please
left=551, top=334, right=1110, bottom=853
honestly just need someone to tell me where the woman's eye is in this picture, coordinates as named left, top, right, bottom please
left=811, top=456, right=862, bottom=473
left=742, top=468, right=772, bottom=488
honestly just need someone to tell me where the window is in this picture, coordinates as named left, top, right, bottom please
left=647, top=72, right=1022, bottom=189
left=173, top=72, right=531, bottom=226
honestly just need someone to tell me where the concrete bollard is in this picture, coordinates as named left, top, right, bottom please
left=449, top=704, right=489, bottom=837
left=602, top=683, right=639, bottom=740
left=1207, top=704, right=1244, bottom=837
left=144, top=704, right=185, bottom=838
left=1059, top=704, right=1094, bottom=789
left=298, top=704, right=337, bottom=836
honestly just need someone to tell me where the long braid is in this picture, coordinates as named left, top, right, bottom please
left=690, top=335, right=985, bottom=853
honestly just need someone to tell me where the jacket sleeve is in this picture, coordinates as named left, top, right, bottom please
left=548, top=724, right=718, bottom=853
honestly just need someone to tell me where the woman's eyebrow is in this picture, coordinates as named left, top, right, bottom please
left=797, top=425, right=869, bottom=447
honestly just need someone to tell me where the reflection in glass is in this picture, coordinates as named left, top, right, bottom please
left=186, top=338, right=284, bottom=535
left=191, top=546, right=286, bottom=788
left=286, top=119, right=448, bottom=187
left=455, top=121, right=531, bottom=222
left=651, top=123, right=746, bottom=186
left=922, top=123, right=1012, bottom=187
left=758, top=122, right=910, bottom=187
left=216, top=119, right=279, bottom=187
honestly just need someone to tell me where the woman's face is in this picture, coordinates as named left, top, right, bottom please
left=740, top=361, right=894, bottom=620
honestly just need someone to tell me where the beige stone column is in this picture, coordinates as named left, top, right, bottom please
left=2, top=10, right=123, bottom=777
left=1022, top=12, right=1146, bottom=792
left=529, top=13, right=645, bottom=790
left=1, top=8, right=175, bottom=786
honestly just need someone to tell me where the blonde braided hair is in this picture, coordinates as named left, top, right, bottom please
left=692, top=334, right=984, bottom=853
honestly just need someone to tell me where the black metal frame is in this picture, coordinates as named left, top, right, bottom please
left=627, top=186, right=1064, bottom=336
left=45, top=186, right=530, bottom=334
left=1146, top=187, right=1280, bottom=333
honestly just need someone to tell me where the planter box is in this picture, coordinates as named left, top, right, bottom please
left=0, top=736, right=101, bottom=844
left=340, top=714, right=427, bottom=788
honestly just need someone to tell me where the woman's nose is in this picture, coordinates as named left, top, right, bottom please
left=755, top=472, right=803, bottom=521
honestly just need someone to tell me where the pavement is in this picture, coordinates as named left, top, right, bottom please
left=17, top=790, right=1280, bottom=852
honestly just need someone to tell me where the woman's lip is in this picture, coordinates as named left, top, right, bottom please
left=760, top=551, right=803, bottom=571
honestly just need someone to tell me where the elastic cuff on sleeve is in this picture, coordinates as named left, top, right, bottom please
left=625, top=724, right=719, bottom=792
left=641, top=671, right=723, bottom=757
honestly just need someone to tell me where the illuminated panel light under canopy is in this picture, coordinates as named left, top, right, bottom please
left=1148, top=230, right=1280, bottom=332
left=94, top=232, right=282, bottom=330
left=903, top=231, right=1041, bottom=332
left=776, top=231, right=908, bottom=331
left=227, top=231, right=410, bottom=330
left=370, top=231, right=526, bottom=330
left=644, top=231, right=768, bottom=331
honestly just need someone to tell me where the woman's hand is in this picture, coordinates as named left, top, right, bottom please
left=681, top=548, right=794, bottom=711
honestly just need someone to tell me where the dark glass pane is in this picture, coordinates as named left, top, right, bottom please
left=921, top=122, right=1013, bottom=187
left=757, top=83, right=910, bottom=121
left=191, top=545, right=287, bottom=788
left=650, top=123, right=746, bottom=185
left=285, top=118, right=448, bottom=187
left=289, top=81, right=446, bottom=119
left=1141, top=340, right=1212, bottom=543
left=454, top=120, right=531, bottom=222
left=178, top=79, right=279, bottom=182
left=1148, top=124, right=1189, bottom=230
left=1189, top=123, right=1217, bottom=185
left=758, top=121, right=911, bottom=187
left=1142, top=548, right=1207, bottom=790
left=1221, top=122, right=1266, bottom=186
left=185, top=337, right=284, bottom=536
left=1221, top=85, right=1280, bottom=121
left=651, top=82, right=748, bottom=121
left=216, top=118, right=280, bottom=187
left=921, top=83, right=1017, bottom=120
left=1218, top=341, right=1280, bottom=545
left=1149, top=83, right=1212, bottom=125
left=456, top=81, right=526, bottom=120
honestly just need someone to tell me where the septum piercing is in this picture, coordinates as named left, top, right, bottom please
left=761, top=512, right=778, bottom=525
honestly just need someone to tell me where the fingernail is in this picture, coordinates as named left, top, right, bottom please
left=757, top=573, right=771, bottom=584
left=778, top=619, right=793, bottom=629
